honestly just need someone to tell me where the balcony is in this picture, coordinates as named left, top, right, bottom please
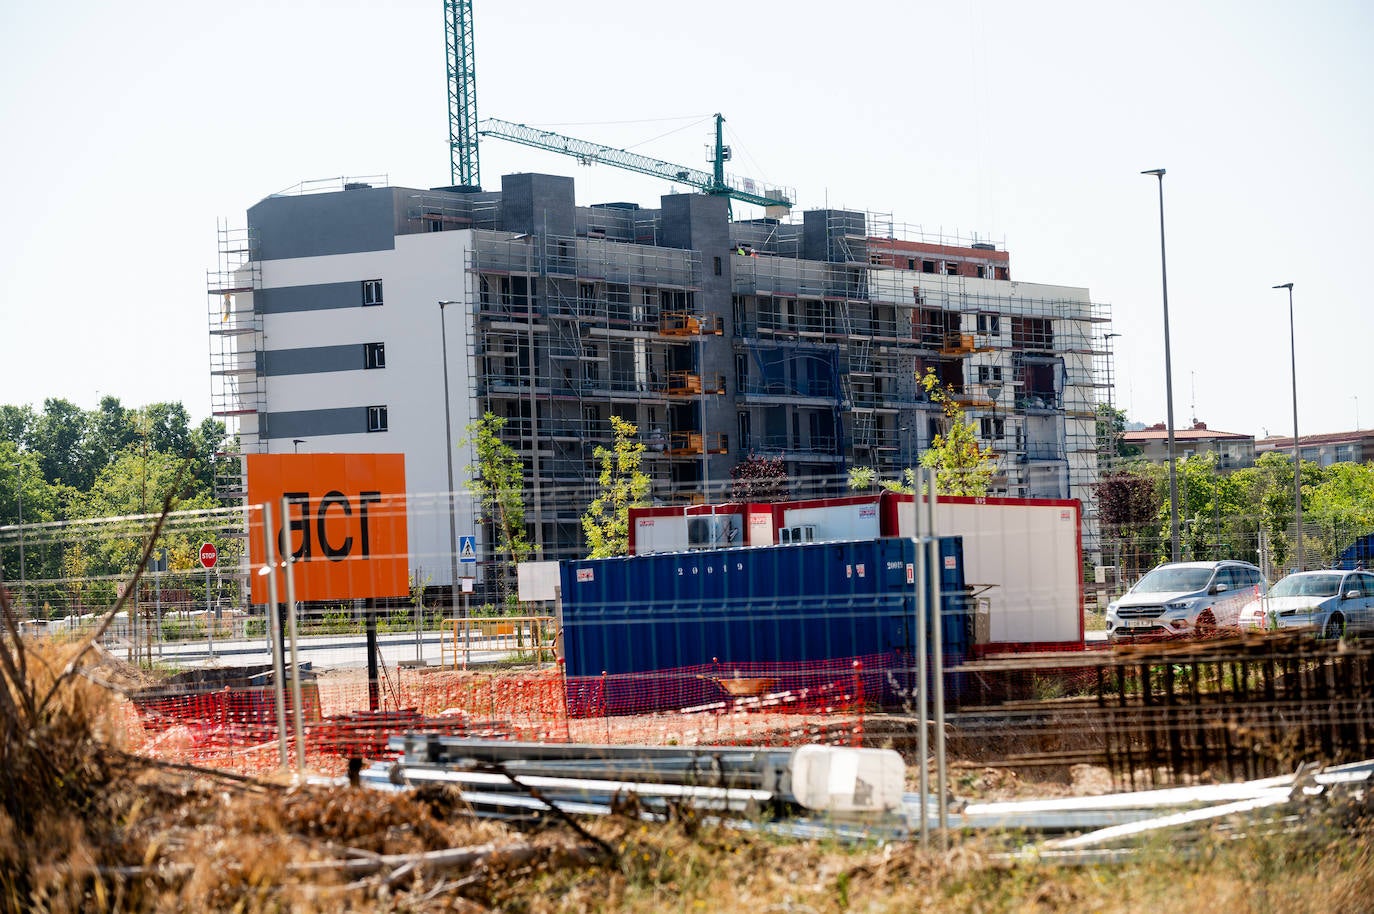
left=1017, top=393, right=1062, bottom=411
left=940, top=333, right=992, bottom=356
left=662, top=371, right=726, bottom=397
left=666, top=432, right=729, bottom=455
left=659, top=312, right=723, bottom=336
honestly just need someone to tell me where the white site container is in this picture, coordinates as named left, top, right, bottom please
left=788, top=745, right=906, bottom=815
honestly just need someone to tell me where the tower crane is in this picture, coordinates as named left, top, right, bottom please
left=443, top=1, right=791, bottom=212
left=478, top=114, right=793, bottom=213
left=444, top=0, right=480, bottom=186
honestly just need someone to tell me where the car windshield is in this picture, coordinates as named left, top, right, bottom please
left=1133, top=566, right=1213, bottom=593
left=1270, top=574, right=1343, bottom=598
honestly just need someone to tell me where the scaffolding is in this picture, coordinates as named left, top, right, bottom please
left=206, top=220, right=263, bottom=503
left=467, top=230, right=719, bottom=553
left=455, top=189, right=1115, bottom=554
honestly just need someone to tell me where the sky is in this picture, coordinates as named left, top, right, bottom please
left=2, top=0, right=1371, bottom=439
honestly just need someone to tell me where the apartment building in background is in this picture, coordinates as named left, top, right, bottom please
left=209, top=173, right=1111, bottom=577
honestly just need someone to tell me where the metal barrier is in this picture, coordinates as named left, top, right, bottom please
left=440, top=615, right=558, bottom=669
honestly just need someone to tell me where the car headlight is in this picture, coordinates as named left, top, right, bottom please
left=1163, top=600, right=1195, bottom=614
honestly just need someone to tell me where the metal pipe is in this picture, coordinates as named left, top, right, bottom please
left=926, top=469, right=948, bottom=841
left=260, top=500, right=289, bottom=767
left=438, top=301, right=464, bottom=634
left=281, top=496, right=307, bottom=774
left=1273, top=283, right=1303, bottom=571
left=1142, top=169, right=1180, bottom=561
left=913, top=486, right=929, bottom=847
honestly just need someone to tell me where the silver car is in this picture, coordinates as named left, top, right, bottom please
left=1238, top=569, right=1374, bottom=639
left=1106, top=560, right=1267, bottom=642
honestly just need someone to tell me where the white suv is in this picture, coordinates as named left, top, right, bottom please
left=1106, top=561, right=1267, bottom=642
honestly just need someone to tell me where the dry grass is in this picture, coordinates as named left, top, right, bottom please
left=4, top=544, right=1373, bottom=912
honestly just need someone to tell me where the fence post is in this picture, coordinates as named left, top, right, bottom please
left=260, top=501, right=290, bottom=768
left=851, top=659, right=864, bottom=748
left=601, top=670, right=609, bottom=743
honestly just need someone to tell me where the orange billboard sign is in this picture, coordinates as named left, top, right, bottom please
left=246, top=453, right=409, bottom=604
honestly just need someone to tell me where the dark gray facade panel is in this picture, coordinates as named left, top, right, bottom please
left=500, top=173, right=575, bottom=237
left=262, top=407, right=369, bottom=440
left=262, top=344, right=363, bottom=376
left=803, top=209, right=865, bottom=262
left=248, top=186, right=398, bottom=260
left=257, top=282, right=364, bottom=315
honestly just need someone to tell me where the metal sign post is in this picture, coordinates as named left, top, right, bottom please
left=460, top=535, right=476, bottom=669
left=200, top=542, right=218, bottom=659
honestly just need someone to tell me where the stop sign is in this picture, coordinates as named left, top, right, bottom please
left=199, top=542, right=218, bottom=569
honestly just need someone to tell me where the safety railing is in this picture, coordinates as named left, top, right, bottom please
left=440, top=615, right=559, bottom=670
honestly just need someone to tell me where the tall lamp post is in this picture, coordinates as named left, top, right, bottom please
left=1142, top=168, right=1180, bottom=562
left=438, top=300, right=463, bottom=619
left=1274, top=282, right=1303, bottom=571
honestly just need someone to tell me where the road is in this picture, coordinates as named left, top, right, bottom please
left=142, top=629, right=510, bottom=670
left=133, top=626, right=1108, bottom=670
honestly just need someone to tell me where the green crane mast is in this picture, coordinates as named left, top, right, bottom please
left=478, top=114, right=793, bottom=212
left=445, top=0, right=479, bottom=187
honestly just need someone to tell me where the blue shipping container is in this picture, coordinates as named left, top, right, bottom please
left=559, top=537, right=969, bottom=712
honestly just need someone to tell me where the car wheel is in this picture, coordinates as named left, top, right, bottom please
left=1323, top=613, right=1346, bottom=641
left=1195, top=610, right=1217, bottom=640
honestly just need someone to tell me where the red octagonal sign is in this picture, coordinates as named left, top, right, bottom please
left=199, top=542, right=218, bottom=569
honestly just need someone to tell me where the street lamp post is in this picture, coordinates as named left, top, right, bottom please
left=292, top=439, right=305, bottom=453
left=1142, top=168, right=1180, bottom=562
left=438, top=300, right=464, bottom=622
left=1274, top=282, right=1303, bottom=571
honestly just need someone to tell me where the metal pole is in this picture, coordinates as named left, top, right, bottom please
left=261, top=500, right=289, bottom=767
left=913, top=486, right=928, bottom=846
left=281, top=496, right=306, bottom=774
left=926, top=468, right=948, bottom=842
left=1143, top=168, right=1179, bottom=562
left=366, top=599, right=379, bottom=711
left=14, top=462, right=24, bottom=610
left=439, top=301, right=464, bottom=636
left=1274, top=283, right=1303, bottom=571
left=205, top=566, right=214, bottom=660
left=154, top=561, right=162, bottom=660
left=415, top=564, right=424, bottom=664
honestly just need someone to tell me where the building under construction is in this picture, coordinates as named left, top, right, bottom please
left=208, top=172, right=1110, bottom=578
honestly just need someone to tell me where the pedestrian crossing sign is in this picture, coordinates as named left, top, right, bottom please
left=459, top=535, right=477, bottom=564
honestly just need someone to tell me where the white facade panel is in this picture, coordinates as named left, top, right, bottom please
left=893, top=499, right=1082, bottom=646
left=780, top=503, right=882, bottom=542
left=251, top=230, right=482, bottom=585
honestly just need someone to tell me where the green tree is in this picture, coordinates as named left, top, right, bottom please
left=848, top=465, right=919, bottom=494
left=1305, top=462, right=1374, bottom=566
left=917, top=369, right=995, bottom=497
left=1232, top=451, right=1315, bottom=573
left=0, top=404, right=37, bottom=447
left=462, top=413, right=532, bottom=601
left=1095, top=404, right=1140, bottom=466
left=582, top=416, right=652, bottom=558
left=730, top=454, right=789, bottom=502
left=1170, top=453, right=1261, bottom=564
left=31, top=398, right=93, bottom=489
left=88, top=396, right=137, bottom=472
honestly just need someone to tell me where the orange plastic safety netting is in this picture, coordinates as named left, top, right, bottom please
left=123, top=653, right=906, bottom=776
